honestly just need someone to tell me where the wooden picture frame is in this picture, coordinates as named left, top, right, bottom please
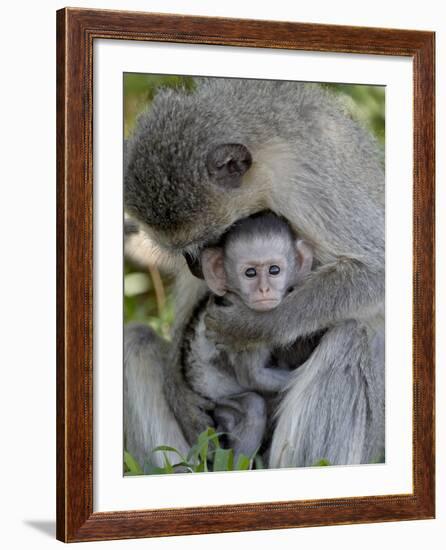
left=56, top=7, right=435, bottom=542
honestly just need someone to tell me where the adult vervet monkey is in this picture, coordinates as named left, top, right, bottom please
left=124, top=78, right=385, bottom=468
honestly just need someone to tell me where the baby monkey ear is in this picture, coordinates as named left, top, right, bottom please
left=295, top=239, right=313, bottom=276
left=206, top=143, right=252, bottom=188
left=201, top=248, right=227, bottom=296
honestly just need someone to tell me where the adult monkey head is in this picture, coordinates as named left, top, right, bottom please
left=124, top=81, right=295, bottom=271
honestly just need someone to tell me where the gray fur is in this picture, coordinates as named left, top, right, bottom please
left=221, top=211, right=295, bottom=249
left=124, top=78, right=385, bottom=468
left=214, top=393, right=267, bottom=459
left=181, top=301, right=288, bottom=458
left=124, top=323, right=189, bottom=468
left=269, top=320, right=384, bottom=467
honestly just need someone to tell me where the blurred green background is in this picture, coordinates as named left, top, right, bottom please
left=123, top=75, right=385, bottom=335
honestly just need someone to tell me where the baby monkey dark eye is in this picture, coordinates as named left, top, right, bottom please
left=245, top=268, right=257, bottom=278
left=269, top=265, right=281, bottom=275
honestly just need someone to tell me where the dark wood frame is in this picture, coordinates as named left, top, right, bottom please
left=56, top=7, right=435, bottom=542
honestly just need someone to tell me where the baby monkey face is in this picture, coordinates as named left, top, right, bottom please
left=229, top=240, right=293, bottom=311
left=200, top=214, right=312, bottom=311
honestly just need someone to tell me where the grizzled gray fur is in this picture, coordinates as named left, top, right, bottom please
left=124, top=78, right=385, bottom=468
left=180, top=296, right=271, bottom=460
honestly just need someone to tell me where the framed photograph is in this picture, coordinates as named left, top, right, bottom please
left=56, top=8, right=435, bottom=542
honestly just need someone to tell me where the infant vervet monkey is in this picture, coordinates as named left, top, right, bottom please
left=180, top=212, right=313, bottom=460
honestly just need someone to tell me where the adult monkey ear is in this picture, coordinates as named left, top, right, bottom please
left=295, top=239, right=314, bottom=276
left=207, top=143, right=252, bottom=188
left=201, top=248, right=227, bottom=296
left=184, top=253, right=204, bottom=279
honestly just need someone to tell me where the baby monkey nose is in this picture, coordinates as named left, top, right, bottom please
left=259, top=286, right=270, bottom=294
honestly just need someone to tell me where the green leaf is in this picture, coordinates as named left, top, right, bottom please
left=198, top=437, right=209, bottom=472
left=235, top=453, right=252, bottom=471
left=186, top=443, right=200, bottom=464
left=186, top=428, right=222, bottom=464
left=151, top=445, right=186, bottom=460
left=213, top=448, right=234, bottom=472
left=198, top=428, right=227, bottom=471
left=162, top=452, right=174, bottom=473
left=205, top=427, right=221, bottom=449
left=196, top=428, right=212, bottom=448
left=124, top=451, right=143, bottom=475
left=312, top=458, right=331, bottom=467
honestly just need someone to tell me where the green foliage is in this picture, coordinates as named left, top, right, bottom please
left=146, top=299, right=174, bottom=341
left=326, top=83, right=385, bottom=143
left=124, top=450, right=143, bottom=475
left=124, top=74, right=195, bottom=137
left=312, top=458, right=331, bottom=467
left=124, top=429, right=332, bottom=474
left=123, top=262, right=174, bottom=339
left=124, top=428, right=260, bottom=476
left=213, top=448, right=234, bottom=472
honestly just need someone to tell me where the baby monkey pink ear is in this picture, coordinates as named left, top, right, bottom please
left=295, top=239, right=313, bottom=276
left=201, top=248, right=227, bottom=296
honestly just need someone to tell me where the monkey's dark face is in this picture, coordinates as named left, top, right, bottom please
left=124, top=89, right=263, bottom=261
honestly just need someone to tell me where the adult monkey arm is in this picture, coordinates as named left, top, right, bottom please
left=124, top=269, right=216, bottom=458
left=206, top=255, right=384, bottom=347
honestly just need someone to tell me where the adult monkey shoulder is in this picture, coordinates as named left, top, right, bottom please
left=124, top=78, right=385, bottom=467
